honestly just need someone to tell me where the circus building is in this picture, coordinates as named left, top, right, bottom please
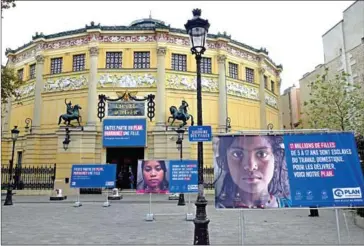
left=1, top=17, right=283, bottom=193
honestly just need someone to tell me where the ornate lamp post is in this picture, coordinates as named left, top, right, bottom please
left=24, top=118, right=33, bottom=134
left=185, top=8, right=210, bottom=245
left=4, top=126, right=20, bottom=206
left=176, top=128, right=186, bottom=206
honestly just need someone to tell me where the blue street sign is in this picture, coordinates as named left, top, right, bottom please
left=70, top=164, right=116, bottom=188
left=188, top=126, right=212, bottom=142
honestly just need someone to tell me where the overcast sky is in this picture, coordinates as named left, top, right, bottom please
left=1, top=1, right=354, bottom=93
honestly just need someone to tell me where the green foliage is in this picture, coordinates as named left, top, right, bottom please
left=302, top=68, right=364, bottom=135
left=1, top=0, right=16, bottom=17
left=1, top=65, right=22, bottom=103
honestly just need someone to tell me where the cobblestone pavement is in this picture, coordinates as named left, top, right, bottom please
left=2, top=194, right=364, bottom=245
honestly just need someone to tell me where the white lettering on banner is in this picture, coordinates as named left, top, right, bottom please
left=332, top=187, right=362, bottom=199
left=190, top=129, right=211, bottom=139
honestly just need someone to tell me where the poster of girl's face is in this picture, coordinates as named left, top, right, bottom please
left=214, top=135, right=292, bottom=209
left=136, top=160, right=169, bottom=194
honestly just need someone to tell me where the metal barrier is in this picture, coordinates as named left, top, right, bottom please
left=1, top=164, right=56, bottom=190
left=203, top=167, right=214, bottom=190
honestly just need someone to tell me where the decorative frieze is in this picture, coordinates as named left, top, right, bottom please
left=98, top=35, right=156, bottom=43
left=14, top=82, right=35, bottom=100
left=265, top=93, right=278, bottom=108
left=98, top=73, right=156, bottom=88
left=262, top=63, right=276, bottom=76
left=43, top=76, right=88, bottom=92
left=166, top=74, right=218, bottom=92
left=226, top=81, right=259, bottom=100
left=43, top=36, right=90, bottom=50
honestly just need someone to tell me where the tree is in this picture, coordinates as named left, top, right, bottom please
left=1, top=65, right=22, bottom=103
left=302, top=68, right=364, bottom=135
left=1, top=0, right=16, bottom=17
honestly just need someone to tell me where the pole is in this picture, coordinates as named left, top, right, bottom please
left=178, top=137, right=186, bottom=206
left=335, top=208, right=341, bottom=245
left=193, top=53, right=210, bottom=245
left=4, top=139, right=16, bottom=206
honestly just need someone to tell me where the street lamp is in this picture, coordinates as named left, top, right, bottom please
left=4, top=126, right=20, bottom=206
left=63, top=128, right=71, bottom=151
left=24, top=118, right=33, bottom=133
left=175, top=128, right=186, bottom=206
left=185, top=8, right=210, bottom=245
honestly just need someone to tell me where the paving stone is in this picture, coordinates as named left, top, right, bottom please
left=1, top=195, right=364, bottom=245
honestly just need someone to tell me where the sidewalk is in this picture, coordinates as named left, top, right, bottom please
left=2, top=200, right=364, bottom=245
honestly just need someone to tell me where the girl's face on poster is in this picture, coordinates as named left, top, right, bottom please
left=143, top=161, right=164, bottom=188
left=226, top=136, right=275, bottom=194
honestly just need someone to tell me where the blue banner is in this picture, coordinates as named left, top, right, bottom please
left=70, top=164, right=116, bottom=188
left=103, top=118, right=147, bottom=147
left=188, top=126, right=212, bottom=142
left=169, top=160, right=198, bottom=193
left=284, top=132, right=364, bottom=207
left=213, top=133, right=364, bottom=209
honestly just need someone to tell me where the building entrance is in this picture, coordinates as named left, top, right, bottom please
left=106, top=147, right=144, bottom=190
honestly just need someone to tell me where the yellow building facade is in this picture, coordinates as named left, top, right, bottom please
left=1, top=19, right=283, bottom=192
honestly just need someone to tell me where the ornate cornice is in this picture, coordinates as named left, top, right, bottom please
left=6, top=22, right=282, bottom=72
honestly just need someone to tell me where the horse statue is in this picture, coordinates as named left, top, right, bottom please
left=168, top=100, right=194, bottom=128
left=58, top=104, right=82, bottom=127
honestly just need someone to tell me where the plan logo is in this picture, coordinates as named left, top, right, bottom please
left=188, top=185, right=198, bottom=191
left=332, top=187, right=362, bottom=199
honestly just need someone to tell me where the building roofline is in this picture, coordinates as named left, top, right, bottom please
left=5, top=22, right=281, bottom=69
left=343, top=0, right=358, bottom=13
left=322, top=19, right=343, bottom=37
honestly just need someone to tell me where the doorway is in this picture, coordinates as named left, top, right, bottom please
left=106, top=147, right=144, bottom=190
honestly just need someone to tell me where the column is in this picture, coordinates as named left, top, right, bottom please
left=217, top=54, right=227, bottom=132
left=277, top=77, right=283, bottom=129
left=86, top=46, right=99, bottom=128
left=155, top=47, right=167, bottom=127
left=32, top=54, right=45, bottom=133
left=259, top=67, right=267, bottom=129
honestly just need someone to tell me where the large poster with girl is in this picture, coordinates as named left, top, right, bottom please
left=213, top=133, right=364, bottom=209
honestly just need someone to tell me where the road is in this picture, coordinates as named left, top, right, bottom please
left=2, top=194, right=364, bottom=245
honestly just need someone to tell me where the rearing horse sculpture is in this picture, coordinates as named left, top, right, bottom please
left=58, top=104, right=82, bottom=127
left=168, top=100, right=194, bottom=128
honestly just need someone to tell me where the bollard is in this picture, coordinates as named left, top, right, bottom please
left=178, top=193, right=186, bottom=206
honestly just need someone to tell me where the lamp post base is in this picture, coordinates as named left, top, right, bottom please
left=4, top=189, right=13, bottom=206
left=193, top=195, right=210, bottom=245
left=178, top=193, right=186, bottom=206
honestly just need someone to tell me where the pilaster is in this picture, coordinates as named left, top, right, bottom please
left=86, top=46, right=99, bottom=129
left=277, top=77, right=283, bottom=129
left=155, top=47, right=167, bottom=130
left=217, top=54, right=228, bottom=133
left=32, top=54, right=45, bottom=133
left=259, top=67, right=267, bottom=129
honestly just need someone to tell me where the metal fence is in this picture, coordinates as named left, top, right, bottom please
left=203, top=167, right=214, bottom=190
left=1, top=164, right=56, bottom=190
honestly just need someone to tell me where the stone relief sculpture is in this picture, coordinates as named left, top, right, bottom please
left=43, top=76, right=88, bottom=92
left=166, top=74, right=218, bottom=92
left=265, top=94, right=278, bottom=108
left=14, top=83, right=35, bottom=100
left=226, top=81, right=259, bottom=100
left=98, top=73, right=156, bottom=88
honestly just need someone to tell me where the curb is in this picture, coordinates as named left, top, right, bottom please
left=354, top=214, right=364, bottom=229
